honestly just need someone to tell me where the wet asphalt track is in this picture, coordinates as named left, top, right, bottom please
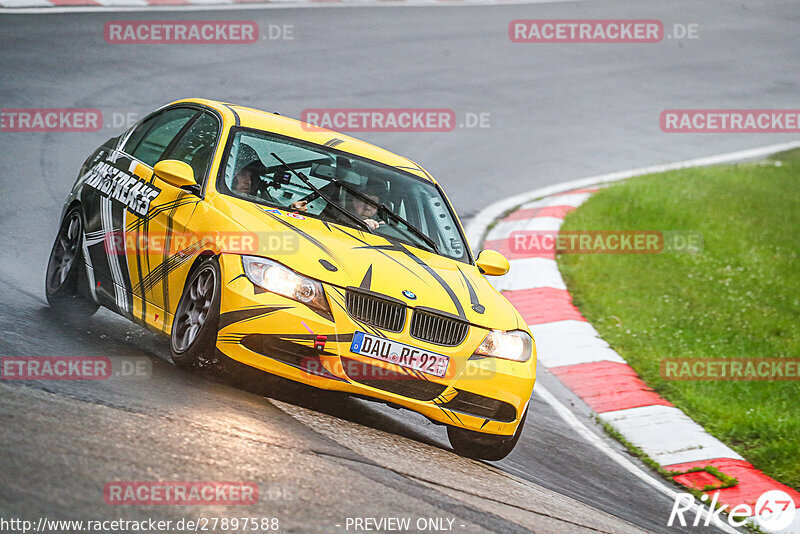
left=1, top=0, right=799, bottom=532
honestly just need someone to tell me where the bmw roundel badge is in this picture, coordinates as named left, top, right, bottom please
left=402, top=290, right=417, bottom=300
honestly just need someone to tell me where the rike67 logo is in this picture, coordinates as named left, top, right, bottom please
left=669, top=489, right=796, bottom=530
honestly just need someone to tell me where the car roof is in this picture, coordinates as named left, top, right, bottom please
left=171, top=98, right=435, bottom=183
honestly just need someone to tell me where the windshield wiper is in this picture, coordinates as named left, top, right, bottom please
left=269, top=153, right=375, bottom=234
left=311, top=173, right=440, bottom=255
left=376, top=202, right=439, bottom=255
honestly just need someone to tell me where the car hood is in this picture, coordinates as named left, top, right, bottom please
left=212, top=196, right=524, bottom=331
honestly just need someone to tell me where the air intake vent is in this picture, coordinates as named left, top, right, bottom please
left=410, top=308, right=469, bottom=346
left=442, top=389, right=517, bottom=422
left=345, top=288, right=406, bottom=332
left=340, top=357, right=447, bottom=401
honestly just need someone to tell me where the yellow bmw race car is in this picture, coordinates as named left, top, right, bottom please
left=45, top=98, right=536, bottom=460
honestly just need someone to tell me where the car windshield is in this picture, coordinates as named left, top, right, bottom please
left=219, top=129, right=469, bottom=262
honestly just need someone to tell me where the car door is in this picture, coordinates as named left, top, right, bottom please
left=143, top=110, right=222, bottom=333
left=81, top=106, right=199, bottom=321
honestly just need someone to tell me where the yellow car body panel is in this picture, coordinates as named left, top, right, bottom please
left=66, top=98, right=536, bottom=436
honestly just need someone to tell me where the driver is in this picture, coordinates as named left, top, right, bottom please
left=231, top=144, right=307, bottom=212
left=232, top=164, right=260, bottom=196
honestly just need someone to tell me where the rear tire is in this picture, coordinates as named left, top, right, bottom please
left=447, top=409, right=528, bottom=461
left=45, top=206, right=99, bottom=316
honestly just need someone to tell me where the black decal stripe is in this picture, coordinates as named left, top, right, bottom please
left=399, top=366, right=424, bottom=381
left=448, top=408, right=465, bottom=427
left=359, top=265, right=373, bottom=290
left=245, top=332, right=354, bottom=343
left=135, top=243, right=189, bottom=293
left=125, top=197, right=181, bottom=231
left=433, top=389, right=457, bottom=404
left=333, top=226, right=426, bottom=283
left=396, top=165, right=434, bottom=182
left=457, top=265, right=483, bottom=313
left=324, top=138, right=345, bottom=148
left=394, top=243, right=465, bottom=319
left=410, top=163, right=435, bottom=181
left=134, top=240, right=205, bottom=294
left=135, top=209, right=147, bottom=322
left=141, top=192, right=154, bottom=300
left=125, top=198, right=196, bottom=232
left=437, top=405, right=458, bottom=424
left=411, top=368, right=428, bottom=381
left=397, top=366, right=416, bottom=379
left=119, top=202, right=135, bottom=317
left=218, top=306, right=291, bottom=331
left=150, top=249, right=199, bottom=294
left=309, top=305, right=335, bottom=323
left=259, top=208, right=344, bottom=265
left=122, top=155, right=150, bottom=321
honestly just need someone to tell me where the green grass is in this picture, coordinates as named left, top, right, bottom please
left=769, top=147, right=800, bottom=162
left=557, top=155, right=800, bottom=490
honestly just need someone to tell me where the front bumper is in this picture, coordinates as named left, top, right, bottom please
left=216, top=255, right=536, bottom=435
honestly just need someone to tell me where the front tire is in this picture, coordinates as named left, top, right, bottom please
left=45, top=206, right=99, bottom=316
left=170, top=257, right=257, bottom=385
left=170, top=257, right=223, bottom=370
left=447, top=409, right=528, bottom=461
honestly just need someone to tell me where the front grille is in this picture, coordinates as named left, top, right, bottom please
left=340, top=357, right=447, bottom=401
left=442, top=389, right=517, bottom=422
left=410, top=309, right=469, bottom=346
left=345, top=288, right=406, bottom=332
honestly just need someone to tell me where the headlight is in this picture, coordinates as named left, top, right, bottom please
left=473, top=329, right=533, bottom=362
left=242, top=255, right=330, bottom=313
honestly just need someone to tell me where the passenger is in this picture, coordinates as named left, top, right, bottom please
left=318, top=181, right=385, bottom=230
left=348, top=189, right=384, bottom=230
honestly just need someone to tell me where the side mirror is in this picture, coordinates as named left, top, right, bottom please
left=475, top=250, right=510, bottom=276
left=153, top=160, right=197, bottom=190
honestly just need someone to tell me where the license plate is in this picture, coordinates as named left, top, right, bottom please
left=350, top=331, right=449, bottom=378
